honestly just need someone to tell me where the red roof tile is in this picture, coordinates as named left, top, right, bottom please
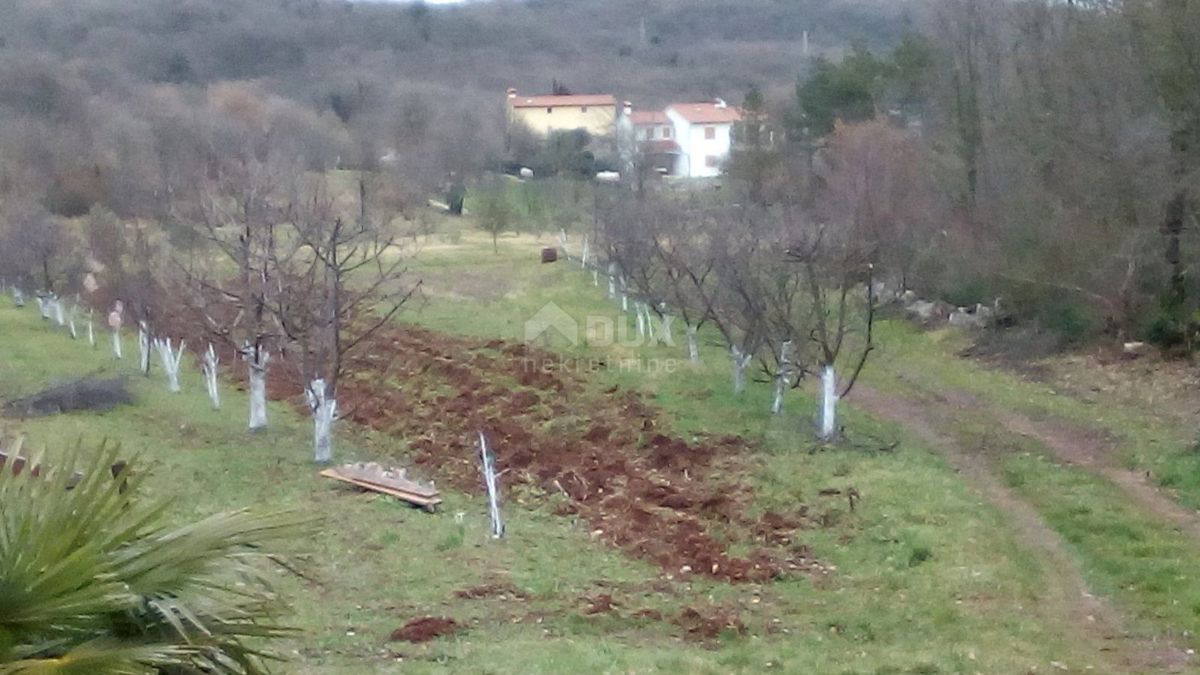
left=510, top=94, right=618, bottom=109
left=629, top=110, right=669, bottom=126
left=667, top=102, right=743, bottom=124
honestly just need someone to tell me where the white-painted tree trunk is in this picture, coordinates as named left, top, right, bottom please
left=607, top=263, right=617, bottom=298
left=819, top=364, right=839, bottom=440
left=731, top=345, right=752, bottom=394
left=37, top=296, right=50, bottom=320
left=203, top=344, right=221, bottom=410
left=592, top=269, right=599, bottom=286
left=12, top=288, right=24, bottom=308
left=478, top=431, right=505, bottom=538
left=87, top=315, right=95, bottom=348
left=154, top=337, right=185, bottom=393
left=67, top=305, right=77, bottom=339
left=771, top=340, right=793, bottom=415
left=635, top=303, right=647, bottom=337
left=138, top=322, right=151, bottom=375
left=53, top=298, right=65, bottom=326
left=306, top=378, right=337, bottom=464
left=580, top=236, right=589, bottom=268
left=245, top=346, right=270, bottom=431
left=686, top=325, right=700, bottom=363
left=112, top=330, right=122, bottom=359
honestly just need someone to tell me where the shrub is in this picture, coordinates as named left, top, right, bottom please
left=0, top=440, right=306, bottom=673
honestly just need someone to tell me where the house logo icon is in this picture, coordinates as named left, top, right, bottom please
left=524, top=302, right=578, bottom=345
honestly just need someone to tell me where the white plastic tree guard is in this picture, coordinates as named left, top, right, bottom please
left=202, top=344, right=220, bottom=410
left=306, top=378, right=337, bottom=464
left=771, top=340, right=793, bottom=416
left=731, top=345, right=753, bottom=395
left=607, top=262, right=618, bottom=298
left=686, top=325, right=701, bottom=363
left=154, top=337, right=185, bottom=393
left=52, top=297, right=65, bottom=327
left=137, top=321, right=151, bottom=375
left=819, top=364, right=839, bottom=440
left=108, top=302, right=123, bottom=360
left=242, top=344, right=270, bottom=431
left=87, top=311, right=95, bottom=348
left=12, top=288, right=24, bottom=308
left=67, top=304, right=77, bottom=340
left=478, top=431, right=505, bottom=539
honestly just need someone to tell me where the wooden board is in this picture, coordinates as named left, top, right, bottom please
left=319, top=468, right=443, bottom=510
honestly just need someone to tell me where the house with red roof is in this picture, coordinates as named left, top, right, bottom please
left=664, top=99, right=744, bottom=178
left=506, top=88, right=618, bottom=138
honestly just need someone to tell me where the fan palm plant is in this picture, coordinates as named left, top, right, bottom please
left=0, top=438, right=307, bottom=674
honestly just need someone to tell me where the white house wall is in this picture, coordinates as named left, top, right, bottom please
left=666, top=108, right=734, bottom=179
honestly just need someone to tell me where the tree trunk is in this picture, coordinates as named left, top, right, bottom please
left=771, top=340, right=793, bottom=415
left=203, top=344, right=221, bottom=410
left=731, top=345, right=752, bottom=394
left=819, top=363, right=838, bottom=440
left=686, top=325, right=700, bottom=363
left=138, top=322, right=151, bottom=376
left=307, top=379, right=336, bottom=464
left=247, top=347, right=270, bottom=431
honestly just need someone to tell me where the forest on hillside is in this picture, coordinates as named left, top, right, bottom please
left=0, top=0, right=907, bottom=214
left=0, top=0, right=1198, bottom=353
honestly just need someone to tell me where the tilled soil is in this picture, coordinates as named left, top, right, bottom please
left=267, top=325, right=817, bottom=583
left=389, top=617, right=460, bottom=643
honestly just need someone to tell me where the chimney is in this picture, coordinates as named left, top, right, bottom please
left=714, top=98, right=727, bottom=109
left=623, top=100, right=633, bottom=116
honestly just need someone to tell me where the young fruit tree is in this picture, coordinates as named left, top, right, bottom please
left=275, top=175, right=419, bottom=464
left=177, top=150, right=291, bottom=432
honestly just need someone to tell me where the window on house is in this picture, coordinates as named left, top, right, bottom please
left=705, top=126, right=716, bottom=140
left=547, top=107, right=553, bottom=114
left=663, top=127, right=672, bottom=139
left=582, top=106, right=588, bottom=113
left=705, top=155, right=719, bottom=168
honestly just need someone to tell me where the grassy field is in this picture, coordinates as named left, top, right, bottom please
left=0, top=225, right=1184, bottom=673
left=861, top=322, right=1200, bottom=665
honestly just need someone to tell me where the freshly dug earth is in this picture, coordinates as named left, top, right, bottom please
left=3, top=377, right=133, bottom=417
left=389, top=617, right=460, bottom=643
left=264, top=325, right=817, bottom=583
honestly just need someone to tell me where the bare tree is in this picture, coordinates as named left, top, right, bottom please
left=274, top=174, right=419, bottom=463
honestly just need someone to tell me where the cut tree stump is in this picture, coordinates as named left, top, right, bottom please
left=320, top=463, right=441, bottom=512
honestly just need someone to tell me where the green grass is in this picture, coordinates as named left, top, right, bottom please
left=864, top=322, right=1200, bottom=656
left=0, top=235, right=1115, bottom=673
left=867, top=321, right=1200, bottom=509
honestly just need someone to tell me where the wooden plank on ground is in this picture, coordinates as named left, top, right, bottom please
left=319, top=468, right=442, bottom=509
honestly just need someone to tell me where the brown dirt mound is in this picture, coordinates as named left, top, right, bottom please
left=251, top=324, right=816, bottom=583
left=583, top=593, right=616, bottom=615
left=675, top=606, right=747, bottom=640
left=389, top=616, right=460, bottom=643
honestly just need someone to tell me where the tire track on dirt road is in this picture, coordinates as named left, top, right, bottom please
left=849, top=384, right=1191, bottom=674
